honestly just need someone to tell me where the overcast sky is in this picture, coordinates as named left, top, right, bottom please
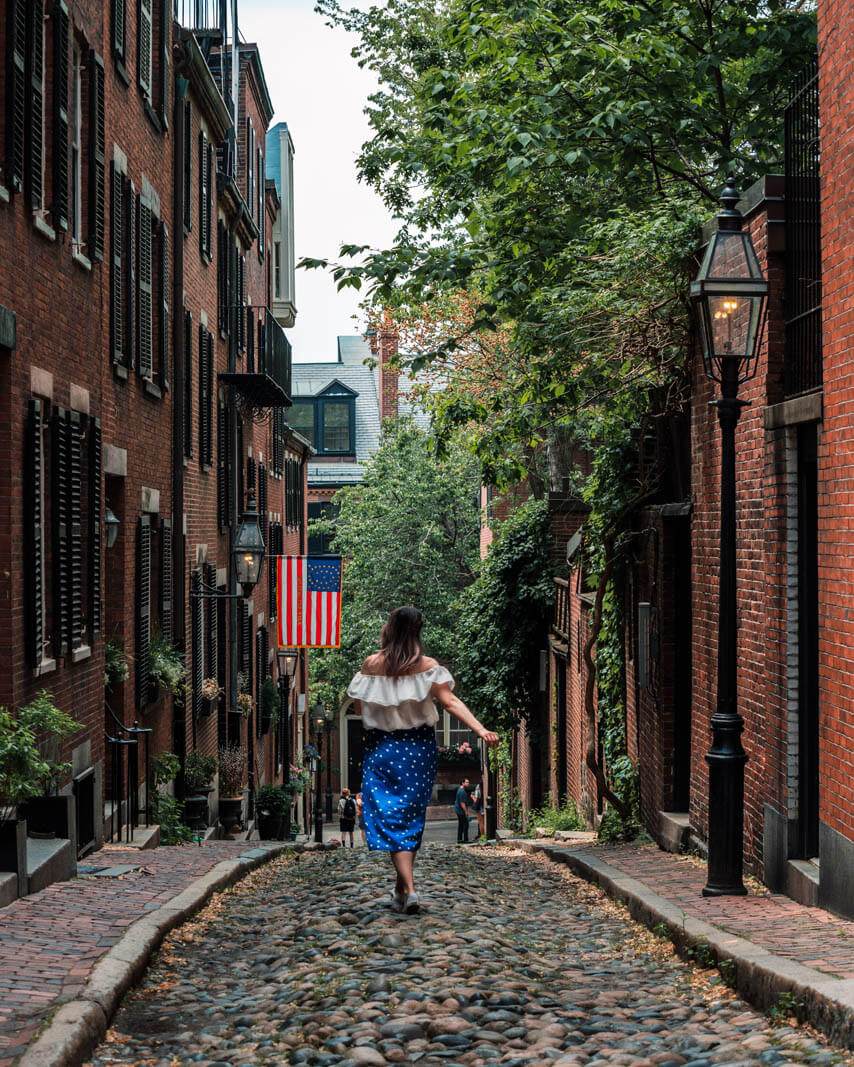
left=239, top=0, right=397, bottom=363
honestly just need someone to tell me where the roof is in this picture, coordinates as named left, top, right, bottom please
left=290, top=336, right=381, bottom=484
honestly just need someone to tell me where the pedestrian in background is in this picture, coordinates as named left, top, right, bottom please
left=347, top=606, right=499, bottom=914
left=338, top=788, right=357, bottom=847
left=356, top=792, right=366, bottom=846
left=455, top=777, right=472, bottom=843
left=472, top=781, right=485, bottom=839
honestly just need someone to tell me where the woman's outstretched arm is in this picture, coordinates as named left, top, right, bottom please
left=431, top=682, right=500, bottom=746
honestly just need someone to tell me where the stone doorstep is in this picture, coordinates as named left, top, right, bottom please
left=27, top=837, right=75, bottom=896
left=102, top=825, right=161, bottom=851
left=658, top=811, right=692, bottom=854
left=511, top=839, right=854, bottom=1052
left=0, top=873, right=16, bottom=909
left=785, top=858, right=820, bottom=908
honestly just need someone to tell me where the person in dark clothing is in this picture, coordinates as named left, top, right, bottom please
left=454, top=778, right=471, bottom=843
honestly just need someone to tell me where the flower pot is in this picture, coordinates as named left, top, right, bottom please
left=200, top=697, right=215, bottom=718
left=219, top=796, right=243, bottom=834
left=184, top=794, right=209, bottom=831
left=256, top=812, right=283, bottom=840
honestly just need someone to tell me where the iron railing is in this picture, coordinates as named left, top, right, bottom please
left=553, top=577, right=570, bottom=641
left=784, top=58, right=822, bottom=397
left=172, top=0, right=229, bottom=34
left=222, top=305, right=292, bottom=407
left=104, top=704, right=152, bottom=844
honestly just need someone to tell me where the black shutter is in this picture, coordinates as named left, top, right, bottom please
left=246, top=307, right=255, bottom=372
left=217, top=221, right=225, bottom=334
left=112, top=0, right=125, bottom=58
left=51, top=407, right=71, bottom=656
left=217, top=403, right=228, bottom=532
left=269, top=522, right=282, bottom=620
left=246, top=455, right=255, bottom=490
left=255, top=625, right=264, bottom=735
left=240, top=602, right=251, bottom=673
left=158, top=0, right=170, bottom=126
left=198, top=322, right=207, bottom=464
left=125, top=180, right=136, bottom=366
left=110, top=166, right=124, bottom=363
left=88, top=418, right=102, bottom=637
left=258, top=463, right=268, bottom=543
left=25, top=0, right=44, bottom=212
left=138, top=0, right=152, bottom=99
left=190, top=569, right=202, bottom=719
left=183, top=310, right=192, bottom=457
left=257, top=147, right=264, bottom=249
left=199, top=130, right=208, bottom=256
left=68, top=411, right=83, bottom=650
left=161, top=517, right=172, bottom=644
left=246, top=118, right=253, bottom=214
left=88, top=51, right=105, bottom=260
left=159, top=222, right=169, bottom=388
left=136, top=516, right=151, bottom=707
left=238, top=254, right=245, bottom=351
left=205, top=561, right=217, bottom=680
left=205, top=332, right=214, bottom=466
left=7, top=0, right=27, bottom=193
left=183, top=99, right=191, bottom=232
left=24, top=400, right=44, bottom=668
left=137, top=198, right=153, bottom=379
left=52, top=0, right=70, bottom=231
left=206, top=141, right=213, bottom=259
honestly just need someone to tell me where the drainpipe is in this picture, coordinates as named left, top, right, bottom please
left=172, top=70, right=189, bottom=794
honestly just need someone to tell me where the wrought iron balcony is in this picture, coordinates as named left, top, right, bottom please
left=553, top=577, right=570, bottom=641
left=172, top=0, right=229, bottom=35
left=220, top=306, right=292, bottom=408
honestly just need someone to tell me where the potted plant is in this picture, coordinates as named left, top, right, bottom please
left=149, top=630, right=186, bottom=699
left=183, top=751, right=217, bottom=830
left=105, top=638, right=131, bottom=689
left=1, top=692, right=77, bottom=896
left=254, top=784, right=289, bottom=839
left=259, top=678, right=278, bottom=733
left=437, top=741, right=480, bottom=767
left=287, top=762, right=311, bottom=794
left=236, top=692, right=253, bottom=719
left=217, top=745, right=247, bottom=834
left=199, top=677, right=222, bottom=716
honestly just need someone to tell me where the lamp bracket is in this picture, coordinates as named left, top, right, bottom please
left=189, top=576, right=247, bottom=600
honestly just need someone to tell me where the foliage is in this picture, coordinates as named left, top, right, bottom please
left=151, top=751, right=181, bottom=789
left=528, top=794, right=584, bottom=835
left=104, top=639, right=131, bottom=687
left=0, top=692, right=78, bottom=820
left=184, top=752, right=217, bottom=794
left=150, top=793, right=194, bottom=845
left=453, top=499, right=554, bottom=732
left=237, top=692, right=253, bottom=718
left=260, top=678, right=279, bottom=723
left=309, top=420, right=481, bottom=706
left=149, top=630, right=186, bottom=695
left=437, top=741, right=478, bottom=763
left=502, top=787, right=525, bottom=836
left=200, top=678, right=222, bottom=702
left=218, top=745, right=247, bottom=796
left=767, top=990, right=804, bottom=1025
left=288, top=763, right=312, bottom=792
left=255, top=785, right=291, bottom=817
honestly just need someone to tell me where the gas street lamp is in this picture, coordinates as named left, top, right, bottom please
left=311, top=702, right=327, bottom=844
left=232, top=492, right=265, bottom=592
left=690, top=177, right=769, bottom=897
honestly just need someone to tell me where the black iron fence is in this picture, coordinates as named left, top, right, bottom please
left=104, top=704, right=151, bottom=844
left=784, top=58, right=822, bottom=397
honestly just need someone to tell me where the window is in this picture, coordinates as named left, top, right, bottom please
left=111, top=0, right=126, bottom=65
left=287, top=385, right=357, bottom=455
left=70, top=40, right=82, bottom=243
left=199, top=129, right=213, bottom=259
left=52, top=2, right=70, bottom=233
left=274, top=242, right=281, bottom=298
left=285, top=457, right=304, bottom=530
left=307, top=502, right=338, bottom=556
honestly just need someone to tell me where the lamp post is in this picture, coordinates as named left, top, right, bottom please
left=323, top=706, right=335, bottom=821
left=277, top=648, right=299, bottom=839
left=311, top=702, right=326, bottom=844
left=690, top=177, right=768, bottom=897
left=483, top=738, right=498, bottom=842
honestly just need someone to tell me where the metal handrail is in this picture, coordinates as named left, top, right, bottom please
left=105, top=702, right=152, bottom=832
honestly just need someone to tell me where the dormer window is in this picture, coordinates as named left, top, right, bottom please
left=288, top=382, right=357, bottom=455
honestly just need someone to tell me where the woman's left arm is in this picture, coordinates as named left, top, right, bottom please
left=432, top=683, right=500, bottom=746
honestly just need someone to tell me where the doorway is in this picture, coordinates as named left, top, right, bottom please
left=556, top=656, right=567, bottom=801
left=797, top=424, right=819, bottom=859
left=672, top=517, right=692, bottom=811
left=347, top=718, right=365, bottom=793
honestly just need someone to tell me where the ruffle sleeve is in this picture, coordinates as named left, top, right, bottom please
left=346, top=665, right=454, bottom=708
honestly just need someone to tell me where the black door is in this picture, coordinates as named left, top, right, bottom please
left=672, top=517, right=692, bottom=811
left=798, top=424, right=820, bottom=858
left=556, top=656, right=567, bottom=802
left=347, top=719, right=365, bottom=793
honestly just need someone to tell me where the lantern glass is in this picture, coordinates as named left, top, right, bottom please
left=105, top=505, right=120, bottom=549
left=233, top=495, right=265, bottom=589
left=277, top=648, right=299, bottom=678
left=311, top=702, right=326, bottom=733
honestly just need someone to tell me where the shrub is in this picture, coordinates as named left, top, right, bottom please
left=255, top=785, right=290, bottom=817
left=0, top=692, right=78, bottom=821
left=149, top=630, right=186, bottom=694
left=151, top=793, right=193, bottom=845
left=528, top=794, right=584, bottom=835
left=151, top=751, right=180, bottom=788
left=184, top=752, right=217, bottom=794
left=105, top=639, right=131, bottom=687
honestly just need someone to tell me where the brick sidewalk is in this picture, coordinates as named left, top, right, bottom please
left=0, top=840, right=273, bottom=1067
left=566, top=841, right=854, bottom=979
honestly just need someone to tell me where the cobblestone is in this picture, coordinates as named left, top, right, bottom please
left=86, top=845, right=853, bottom=1067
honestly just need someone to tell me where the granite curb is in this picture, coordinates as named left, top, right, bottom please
left=15, top=843, right=301, bottom=1067
left=511, top=839, right=854, bottom=1051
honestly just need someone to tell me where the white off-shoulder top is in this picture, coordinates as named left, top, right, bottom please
left=346, top=665, right=455, bottom=732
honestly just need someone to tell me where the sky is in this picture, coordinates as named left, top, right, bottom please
left=239, top=0, right=397, bottom=363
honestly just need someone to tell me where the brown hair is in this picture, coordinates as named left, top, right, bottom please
left=380, top=606, right=423, bottom=677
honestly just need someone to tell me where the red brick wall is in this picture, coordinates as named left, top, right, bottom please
left=817, top=0, right=854, bottom=844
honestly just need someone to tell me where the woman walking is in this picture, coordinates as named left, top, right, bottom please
left=347, top=606, right=499, bottom=914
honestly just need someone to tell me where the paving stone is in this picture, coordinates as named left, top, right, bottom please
left=81, top=846, right=853, bottom=1067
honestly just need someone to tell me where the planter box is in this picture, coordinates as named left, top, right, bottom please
left=0, top=819, right=28, bottom=899
left=219, top=795, right=244, bottom=834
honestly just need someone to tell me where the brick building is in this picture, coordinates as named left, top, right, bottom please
left=0, top=0, right=311, bottom=901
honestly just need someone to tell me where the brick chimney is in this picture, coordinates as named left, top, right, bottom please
left=376, top=317, right=399, bottom=421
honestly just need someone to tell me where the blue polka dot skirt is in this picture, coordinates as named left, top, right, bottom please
left=362, top=723, right=438, bottom=852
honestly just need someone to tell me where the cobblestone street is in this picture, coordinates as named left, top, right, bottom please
left=86, top=846, right=854, bottom=1067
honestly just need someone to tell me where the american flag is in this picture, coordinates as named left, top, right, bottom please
left=277, top=556, right=342, bottom=648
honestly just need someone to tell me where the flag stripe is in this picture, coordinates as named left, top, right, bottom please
left=277, top=555, right=342, bottom=648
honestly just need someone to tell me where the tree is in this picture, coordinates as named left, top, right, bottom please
left=309, top=420, right=481, bottom=707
